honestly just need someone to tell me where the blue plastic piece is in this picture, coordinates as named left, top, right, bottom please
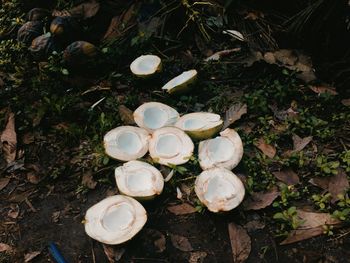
left=48, top=242, right=68, bottom=263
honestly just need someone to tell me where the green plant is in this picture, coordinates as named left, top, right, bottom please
left=333, top=194, right=350, bottom=221
left=315, top=155, right=339, bottom=176
left=312, top=193, right=331, bottom=211
left=340, top=150, right=350, bottom=172
left=273, top=206, right=303, bottom=232
left=273, top=184, right=301, bottom=208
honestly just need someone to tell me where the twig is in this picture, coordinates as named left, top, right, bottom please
left=25, top=198, right=37, bottom=212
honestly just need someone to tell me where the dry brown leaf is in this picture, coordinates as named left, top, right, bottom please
left=243, top=186, right=280, bottom=210
left=53, top=0, right=99, bottom=18
left=118, top=105, right=135, bottom=125
left=205, top=48, right=241, bottom=62
left=27, top=173, right=40, bottom=184
left=170, top=234, right=193, bottom=252
left=0, top=177, right=10, bottom=191
left=292, top=134, right=312, bottom=152
left=153, top=234, right=166, bottom=253
left=254, top=138, right=276, bottom=158
left=280, top=227, right=324, bottom=245
left=223, top=103, right=247, bottom=130
left=281, top=209, right=341, bottom=245
left=228, top=223, right=251, bottom=263
left=82, top=171, right=97, bottom=190
left=103, top=244, right=125, bottom=263
left=272, top=169, right=300, bottom=185
left=341, top=98, right=350, bottom=106
left=0, top=243, right=12, bottom=252
left=24, top=251, right=41, bottom=262
left=22, top=133, right=34, bottom=145
left=8, top=205, right=19, bottom=219
left=244, top=219, right=265, bottom=233
left=309, top=86, right=338, bottom=95
left=103, top=3, right=138, bottom=40
left=167, top=203, right=197, bottom=215
left=189, top=251, right=207, bottom=263
left=1, top=112, right=17, bottom=163
left=309, top=170, right=349, bottom=203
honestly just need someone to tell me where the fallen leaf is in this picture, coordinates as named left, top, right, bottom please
left=103, top=3, right=138, bottom=40
left=27, top=173, right=40, bottom=184
left=309, top=86, right=338, bottom=95
left=0, top=243, right=12, bottom=252
left=8, top=205, right=19, bottom=219
left=170, top=234, right=193, bottom=252
left=0, top=77, right=4, bottom=87
left=1, top=112, right=17, bottom=163
left=280, top=227, right=324, bottom=245
left=341, top=98, right=350, bottom=106
left=243, top=186, right=280, bottom=210
left=244, top=219, right=265, bottom=233
left=22, top=133, right=34, bottom=144
left=223, top=30, right=245, bottom=41
left=118, top=105, right=135, bottom=125
left=0, top=177, right=10, bottom=191
left=205, top=48, right=241, bottom=62
left=53, top=0, right=99, bottom=18
left=254, top=138, right=276, bottom=158
left=292, top=134, right=312, bottom=152
left=24, top=251, right=41, bottom=262
left=309, top=170, right=349, bottom=203
left=142, top=229, right=166, bottom=253
left=281, top=209, right=341, bottom=244
left=51, top=211, right=60, bottom=223
left=223, top=103, right=247, bottom=130
left=82, top=171, right=97, bottom=190
left=103, top=244, right=125, bottom=263
left=228, top=223, right=251, bottom=263
left=167, top=203, right=197, bottom=215
left=272, top=169, right=300, bottom=185
left=189, top=251, right=207, bottom=263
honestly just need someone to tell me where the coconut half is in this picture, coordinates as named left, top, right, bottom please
left=130, top=55, right=161, bottom=77
left=104, top=126, right=150, bottom=161
left=175, top=112, right=223, bottom=140
left=149, top=127, right=194, bottom=166
left=115, top=160, right=164, bottom=199
left=162, top=69, right=197, bottom=94
left=195, top=168, right=245, bottom=212
left=84, top=195, right=147, bottom=245
left=133, top=102, right=180, bottom=132
left=198, top=128, right=243, bottom=170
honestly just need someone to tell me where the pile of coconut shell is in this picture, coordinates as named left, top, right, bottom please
left=84, top=55, right=245, bottom=245
left=17, top=7, right=98, bottom=66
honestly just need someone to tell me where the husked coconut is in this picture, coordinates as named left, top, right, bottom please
left=175, top=112, right=223, bottom=140
left=162, top=69, right=197, bottom=94
left=104, top=126, right=150, bottom=161
left=149, top=127, right=194, bottom=166
left=133, top=102, right=179, bottom=132
left=130, top=55, right=162, bottom=77
left=198, top=128, right=243, bottom=170
left=84, top=195, right=147, bottom=244
left=195, top=168, right=245, bottom=212
left=115, top=160, right=164, bottom=200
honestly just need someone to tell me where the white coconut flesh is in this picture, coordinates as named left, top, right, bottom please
left=162, top=69, right=197, bottom=92
left=149, top=127, right=194, bottom=166
left=84, top=195, right=147, bottom=245
left=104, top=126, right=150, bottom=161
left=130, top=55, right=161, bottom=76
left=133, top=102, right=179, bottom=132
left=115, top=160, right=164, bottom=198
left=198, top=128, right=243, bottom=170
left=175, top=112, right=223, bottom=136
left=194, top=168, right=245, bottom=212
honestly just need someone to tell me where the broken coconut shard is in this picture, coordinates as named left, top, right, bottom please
left=115, top=160, right=164, bottom=200
left=175, top=112, right=223, bottom=140
left=162, top=69, right=197, bottom=95
left=103, top=126, right=150, bottom=161
left=195, top=168, right=245, bottom=212
left=84, top=195, right=147, bottom=245
left=133, top=102, right=180, bottom=132
left=130, top=55, right=162, bottom=77
left=198, top=128, right=243, bottom=170
left=149, top=126, right=194, bottom=166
